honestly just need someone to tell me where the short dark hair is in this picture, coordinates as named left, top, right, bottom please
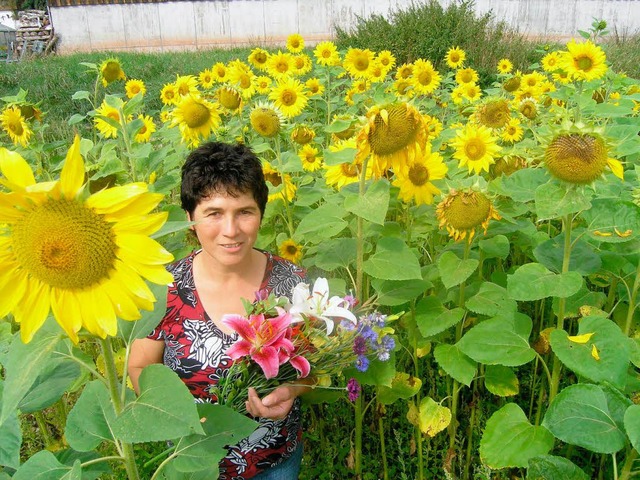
left=180, top=142, right=268, bottom=218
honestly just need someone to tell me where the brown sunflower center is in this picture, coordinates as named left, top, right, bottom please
left=544, top=133, right=608, bottom=184
left=102, top=61, right=123, bottom=83
left=442, top=192, right=491, bottom=230
left=576, top=55, right=593, bottom=71
left=478, top=100, right=510, bottom=128
left=219, top=89, right=241, bottom=110
left=286, top=244, right=299, bottom=254
left=341, top=163, right=359, bottom=177
left=464, top=138, right=487, bottom=161
left=264, top=171, right=283, bottom=187
left=503, top=77, right=521, bottom=92
left=418, top=71, right=432, bottom=86
left=281, top=90, right=297, bottom=106
left=276, top=61, right=289, bottom=73
left=520, top=101, right=537, bottom=120
left=408, top=164, right=429, bottom=186
left=368, top=104, right=420, bottom=156
left=254, top=52, right=267, bottom=64
left=8, top=119, right=23, bottom=135
left=107, top=111, right=120, bottom=122
left=250, top=108, right=280, bottom=137
left=12, top=198, right=117, bottom=289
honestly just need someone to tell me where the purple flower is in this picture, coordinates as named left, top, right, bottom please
left=347, top=378, right=361, bottom=402
left=355, top=355, right=369, bottom=372
left=369, top=312, right=387, bottom=328
left=353, top=336, right=367, bottom=355
left=254, top=288, right=269, bottom=302
left=340, top=319, right=356, bottom=331
left=359, top=325, right=378, bottom=343
left=343, top=294, right=358, bottom=309
left=381, top=336, right=395, bottom=351
left=377, top=350, right=390, bottom=362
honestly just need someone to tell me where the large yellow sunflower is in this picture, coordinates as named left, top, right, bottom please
left=313, top=41, right=340, bottom=66
left=355, top=102, right=428, bottom=176
left=198, top=69, right=215, bottom=89
left=267, top=51, right=294, bottom=79
left=376, top=50, right=396, bottom=73
left=455, top=67, right=479, bottom=85
left=474, top=98, right=511, bottom=129
left=160, top=83, right=179, bottom=106
left=497, top=58, right=513, bottom=74
left=437, top=189, right=501, bottom=242
left=170, top=95, right=221, bottom=147
left=1, top=106, right=33, bottom=147
left=100, top=58, right=126, bottom=87
left=298, top=144, right=323, bottom=172
left=134, top=114, right=156, bottom=143
left=286, top=33, right=305, bottom=53
left=94, top=100, right=122, bottom=139
left=291, top=54, right=312, bottom=76
left=278, top=238, right=303, bottom=264
left=305, top=77, right=324, bottom=96
left=392, top=144, right=448, bottom=205
left=445, top=47, right=466, bottom=69
left=541, top=51, right=562, bottom=73
left=451, top=124, right=501, bottom=174
left=343, top=48, right=375, bottom=79
left=125, top=79, right=146, bottom=99
left=211, top=62, right=229, bottom=83
left=248, top=48, right=270, bottom=71
left=268, top=78, right=308, bottom=118
left=560, top=39, right=608, bottom=81
left=0, top=137, right=173, bottom=343
left=263, top=161, right=296, bottom=202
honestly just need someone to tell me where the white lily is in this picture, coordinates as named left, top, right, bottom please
left=289, top=277, right=357, bottom=335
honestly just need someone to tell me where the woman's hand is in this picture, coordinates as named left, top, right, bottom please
left=245, top=379, right=316, bottom=420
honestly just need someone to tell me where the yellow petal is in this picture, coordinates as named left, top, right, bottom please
left=76, top=290, right=107, bottom=338
left=113, top=260, right=156, bottom=302
left=0, top=268, right=27, bottom=318
left=51, top=289, right=83, bottom=344
left=567, top=332, right=594, bottom=344
left=127, top=261, right=175, bottom=285
left=60, top=135, right=86, bottom=199
left=117, top=233, right=174, bottom=265
left=14, top=278, right=51, bottom=344
left=607, top=158, right=624, bottom=180
left=86, top=183, right=149, bottom=214
left=103, top=192, right=164, bottom=221
left=101, top=279, right=142, bottom=321
left=0, top=148, right=35, bottom=190
left=380, top=108, right=389, bottom=125
left=112, top=211, right=168, bottom=236
left=91, top=287, right=118, bottom=337
left=591, top=344, right=600, bottom=361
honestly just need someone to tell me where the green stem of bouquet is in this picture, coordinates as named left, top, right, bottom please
left=549, top=214, right=573, bottom=403
left=377, top=401, right=389, bottom=480
left=274, top=136, right=295, bottom=238
left=408, top=302, right=425, bottom=480
left=624, top=260, right=640, bottom=337
left=99, top=337, right=140, bottom=480
left=354, top=394, right=364, bottom=478
left=449, top=237, right=472, bottom=450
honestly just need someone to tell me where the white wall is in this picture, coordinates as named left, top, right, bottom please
left=49, top=0, right=640, bottom=53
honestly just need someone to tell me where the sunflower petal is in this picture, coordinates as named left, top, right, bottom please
left=101, top=279, right=142, bottom=321
left=112, top=211, right=168, bottom=236
left=117, top=233, right=174, bottom=265
left=86, top=183, right=149, bottom=214
left=0, top=148, right=35, bottom=190
left=607, top=158, right=624, bottom=180
left=103, top=193, right=164, bottom=220
left=0, top=269, right=27, bottom=318
left=14, top=278, right=51, bottom=343
left=60, top=135, right=86, bottom=199
left=51, top=289, right=83, bottom=344
left=112, top=260, right=156, bottom=302
left=76, top=290, right=107, bottom=338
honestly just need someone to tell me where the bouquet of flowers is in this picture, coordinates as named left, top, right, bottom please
left=210, top=278, right=395, bottom=413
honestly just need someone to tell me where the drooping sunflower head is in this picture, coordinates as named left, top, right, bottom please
left=497, top=58, right=513, bottom=74
left=278, top=238, right=303, bottom=264
left=0, top=137, right=173, bottom=343
left=100, top=58, right=126, bottom=87
left=518, top=98, right=538, bottom=120
left=490, top=155, right=527, bottom=178
left=248, top=47, right=270, bottom=70
left=436, top=189, right=501, bottom=242
left=217, top=86, right=243, bottom=111
left=543, top=126, right=621, bottom=184
left=249, top=102, right=283, bottom=138
left=445, top=46, right=466, bottom=69
left=503, top=75, right=521, bottom=93
left=1, top=106, right=33, bottom=147
left=356, top=102, right=427, bottom=175
left=330, top=115, right=357, bottom=141
left=263, top=161, right=297, bottom=202
left=286, top=33, right=305, bottom=53
left=170, top=95, right=221, bottom=147
left=291, top=125, right=315, bottom=145
left=125, top=79, right=146, bottom=99
left=475, top=99, right=511, bottom=129
left=560, top=39, right=608, bottom=81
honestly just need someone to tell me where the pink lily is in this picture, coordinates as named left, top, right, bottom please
left=223, top=308, right=295, bottom=379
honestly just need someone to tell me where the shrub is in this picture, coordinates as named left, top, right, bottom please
left=335, top=0, right=540, bottom=86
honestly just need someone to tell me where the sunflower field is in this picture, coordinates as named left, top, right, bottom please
left=1, top=21, right=640, bottom=480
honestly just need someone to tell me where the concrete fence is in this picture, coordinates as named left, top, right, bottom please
left=47, top=0, right=640, bottom=53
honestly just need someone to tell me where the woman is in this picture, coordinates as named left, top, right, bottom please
left=128, top=142, right=310, bottom=479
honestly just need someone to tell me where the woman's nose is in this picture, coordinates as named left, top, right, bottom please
left=222, top=215, right=239, bottom=236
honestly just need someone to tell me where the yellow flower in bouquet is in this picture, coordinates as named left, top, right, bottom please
left=0, top=136, right=173, bottom=343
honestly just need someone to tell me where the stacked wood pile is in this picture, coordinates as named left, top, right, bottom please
left=15, top=9, right=56, bottom=57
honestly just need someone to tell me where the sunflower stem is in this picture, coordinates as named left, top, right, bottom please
left=619, top=448, right=638, bottom=480
left=99, top=337, right=140, bottom=480
left=274, top=136, right=295, bottom=238
left=377, top=402, right=389, bottom=480
left=549, top=214, right=573, bottom=403
left=410, top=304, right=425, bottom=480
left=354, top=393, right=364, bottom=478
left=623, top=260, right=640, bottom=337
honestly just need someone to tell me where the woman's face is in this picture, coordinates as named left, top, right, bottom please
left=187, top=190, right=262, bottom=269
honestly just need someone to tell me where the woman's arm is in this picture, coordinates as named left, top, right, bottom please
left=127, top=338, right=165, bottom=395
